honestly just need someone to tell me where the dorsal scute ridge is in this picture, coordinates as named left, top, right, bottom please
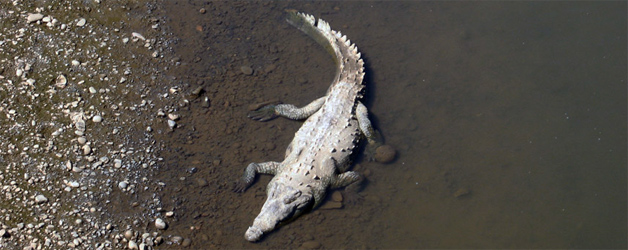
left=288, top=11, right=365, bottom=94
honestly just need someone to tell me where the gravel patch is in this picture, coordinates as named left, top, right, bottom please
left=0, top=0, right=184, bottom=249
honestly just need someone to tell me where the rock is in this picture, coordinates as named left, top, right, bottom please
left=167, top=114, right=179, bottom=121
left=167, top=120, right=176, bottom=129
left=76, top=18, right=86, bottom=27
left=240, top=66, right=253, bottom=75
left=128, top=240, right=138, bottom=250
left=374, top=144, right=396, bottom=163
left=301, top=240, right=321, bottom=249
left=27, top=13, right=44, bottom=23
left=114, top=159, right=122, bottom=168
left=331, top=191, right=343, bottom=202
left=454, top=188, right=471, bottom=198
left=92, top=115, right=102, bottom=123
left=55, top=75, right=67, bottom=88
left=319, top=201, right=342, bottom=210
left=82, top=145, right=91, bottom=155
left=171, top=236, right=183, bottom=244
left=124, top=230, right=133, bottom=240
left=195, top=178, right=208, bottom=187
left=0, top=229, right=9, bottom=238
left=181, top=238, right=191, bottom=247
left=155, top=218, right=167, bottom=230
left=118, top=181, right=128, bottom=189
left=77, top=137, right=86, bottom=144
left=190, top=86, right=204, bottom=98
left=201, top=96, right=210, bottom=108
left=35, top=194, right=48, bottom=204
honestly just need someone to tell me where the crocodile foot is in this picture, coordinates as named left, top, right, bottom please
left=248, top=105, right=278, bottom=122
left=233, top=180, right=248, bottom=193
left=364, top=129, right=383, bottom=161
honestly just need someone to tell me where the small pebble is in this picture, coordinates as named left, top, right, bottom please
left=77, top=137, right=86, bottom=144
left=27, top=13, right=44, bottom=23
left=118, top=181, right=128, bottom=189
left=240, top=66, right=253, bottom=75
left=92, top=115, right=103, bottom=123
left=0, top=229, right=9, bottom=238
left=155, top=218, right=167, bottom=230
left=454, top=188, right=471, bottom=198
left=124, top=230, right=133, bottom=240
left=35, top=194, right=48, bottom=204
left=167, top=120, right=176, bottom=129
left=128, top=240, right=138, bottom=250
left=182, top=238, right=191, bottom=247
left=55, top=75, right=67, bottom=88
left=71, top=60, right=80, bottom=66
left=171, top=236, right=183, bottom=244
left=331, top=191, right=343, bottom=202
left=195, top=178, right=208, bottom=187
left=301, top=240, right=322, bottom=249
left=82, top=145, right=91, bottom=155
left=114, top=159, right=122, bottom=168
left=76, top=18, right=86, bottom=27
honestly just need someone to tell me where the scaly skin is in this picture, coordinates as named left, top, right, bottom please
left=234, top=11, right=380, bottom=242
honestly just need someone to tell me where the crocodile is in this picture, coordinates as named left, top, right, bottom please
left=234, top=11, right=381, bottom=242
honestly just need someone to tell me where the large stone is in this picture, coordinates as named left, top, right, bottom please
left=374, top=144, right=396, bottom=163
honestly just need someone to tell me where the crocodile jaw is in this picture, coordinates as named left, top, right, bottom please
left=245, top=180, right=312, bottom=242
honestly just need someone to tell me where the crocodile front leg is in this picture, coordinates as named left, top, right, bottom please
left=233, top=161, right=281, bottom=193
left=249, top=96, right=326, bottom=121
left=356, top=101, right=383, bottom=161
left=330, top=171, right=364, bottom=204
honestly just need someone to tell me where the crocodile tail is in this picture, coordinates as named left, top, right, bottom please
left=286, top=11, right=365, bottom=92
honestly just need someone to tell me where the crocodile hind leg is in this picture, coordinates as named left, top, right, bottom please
left=249, top=96, right=326, bottom=121
left=233, top=161, right=281, bottom=193
left=356, top=101, right=383, bottom=161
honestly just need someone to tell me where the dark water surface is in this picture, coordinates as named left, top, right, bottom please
left=155, top=1, right=626, bottom=248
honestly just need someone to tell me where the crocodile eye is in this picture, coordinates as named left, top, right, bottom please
left=283, top=190, right=301, bottom=204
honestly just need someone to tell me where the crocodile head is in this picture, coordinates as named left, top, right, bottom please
left=245, top=179, right=313, bottom=241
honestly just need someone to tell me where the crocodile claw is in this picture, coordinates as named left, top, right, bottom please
left=233, top=180, right=248, bottom=193
left=248, top=105, right=278, bottom=122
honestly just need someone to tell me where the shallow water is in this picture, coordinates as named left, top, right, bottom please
left=156, top=1, right=626, bottom=248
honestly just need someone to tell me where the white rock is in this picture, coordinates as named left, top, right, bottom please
left=27, top=13, right=44, bottom=23
left=76, top=18, right=86, bottom=27
left=82, top=144, right=91, bottom=155
left=55, top=75, right=67, bottom=88
left=114, top=159, right=122, bottom=168
left=35, top=194, right=48, bottom=204
left=128, top=240, right=138, bottom=250
left=118, top=181, right=128, bottom=189
left=167, top=120, right=176, bottom=129
left=71, top=60, right=80, bottom=66
left=167, top=114, right=179, bottom=120
left=155, top=218, right=167, bottom=230
left=77, top=137, right=86, bottom=144
left=131, top=32, right=146, bottom=41
left=92, top=115, right=102, bottom=123
left=68, top=181, right=80, bottom=188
